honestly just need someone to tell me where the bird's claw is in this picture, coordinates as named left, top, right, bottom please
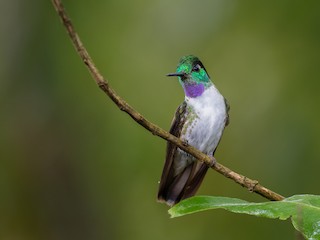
left=182, top=140, right=189, bottom=146
left=209, top=156, right=217, bottom=167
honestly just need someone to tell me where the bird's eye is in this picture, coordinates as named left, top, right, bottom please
left=192, top=64, right=201, bottom=72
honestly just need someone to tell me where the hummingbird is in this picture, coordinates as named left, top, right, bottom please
left=157, top=55, right=230, bottom=206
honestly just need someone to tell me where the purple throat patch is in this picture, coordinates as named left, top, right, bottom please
left=184, top=83, right=205, bottom=98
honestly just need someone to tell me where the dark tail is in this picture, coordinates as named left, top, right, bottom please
left=157, top=161, right=208, bottom=206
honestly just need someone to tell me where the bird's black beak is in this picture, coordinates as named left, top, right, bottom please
left=166, top=72, right=186, bottom=77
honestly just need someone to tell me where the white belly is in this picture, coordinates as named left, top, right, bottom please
left=181, top=85, right=226, bottom=154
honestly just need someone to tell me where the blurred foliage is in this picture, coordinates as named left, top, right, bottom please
left=0, top=0, right=320, bottom=239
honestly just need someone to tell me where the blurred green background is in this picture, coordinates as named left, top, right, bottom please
left=1, top=0, right=320, bottom=239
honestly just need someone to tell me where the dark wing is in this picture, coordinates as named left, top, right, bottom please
left=157, top=102, right=209, bottom=206
left=157, top=101, right=187, bottom=204
left=224, top=97, right=230, bottom=126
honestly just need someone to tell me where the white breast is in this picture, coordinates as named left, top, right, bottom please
left=182, top=85, right=227, bottom=155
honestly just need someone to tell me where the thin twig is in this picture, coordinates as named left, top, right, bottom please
left=51, top=0, right=285, bottom=202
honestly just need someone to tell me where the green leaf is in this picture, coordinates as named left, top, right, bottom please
left=169, top=195, right=320, bottom=240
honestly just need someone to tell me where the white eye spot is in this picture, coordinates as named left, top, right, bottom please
left=192, top=64, right=201, bottom=72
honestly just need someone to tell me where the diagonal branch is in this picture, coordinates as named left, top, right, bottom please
left=51, top=0, right=285, bottom=202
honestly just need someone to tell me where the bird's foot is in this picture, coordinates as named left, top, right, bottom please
left=182, top=139, right=189, bottom=146
left=208, top=156, right=217, bottom=167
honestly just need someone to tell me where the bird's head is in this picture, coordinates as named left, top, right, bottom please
left=167, top=55, right=212, bottom=98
